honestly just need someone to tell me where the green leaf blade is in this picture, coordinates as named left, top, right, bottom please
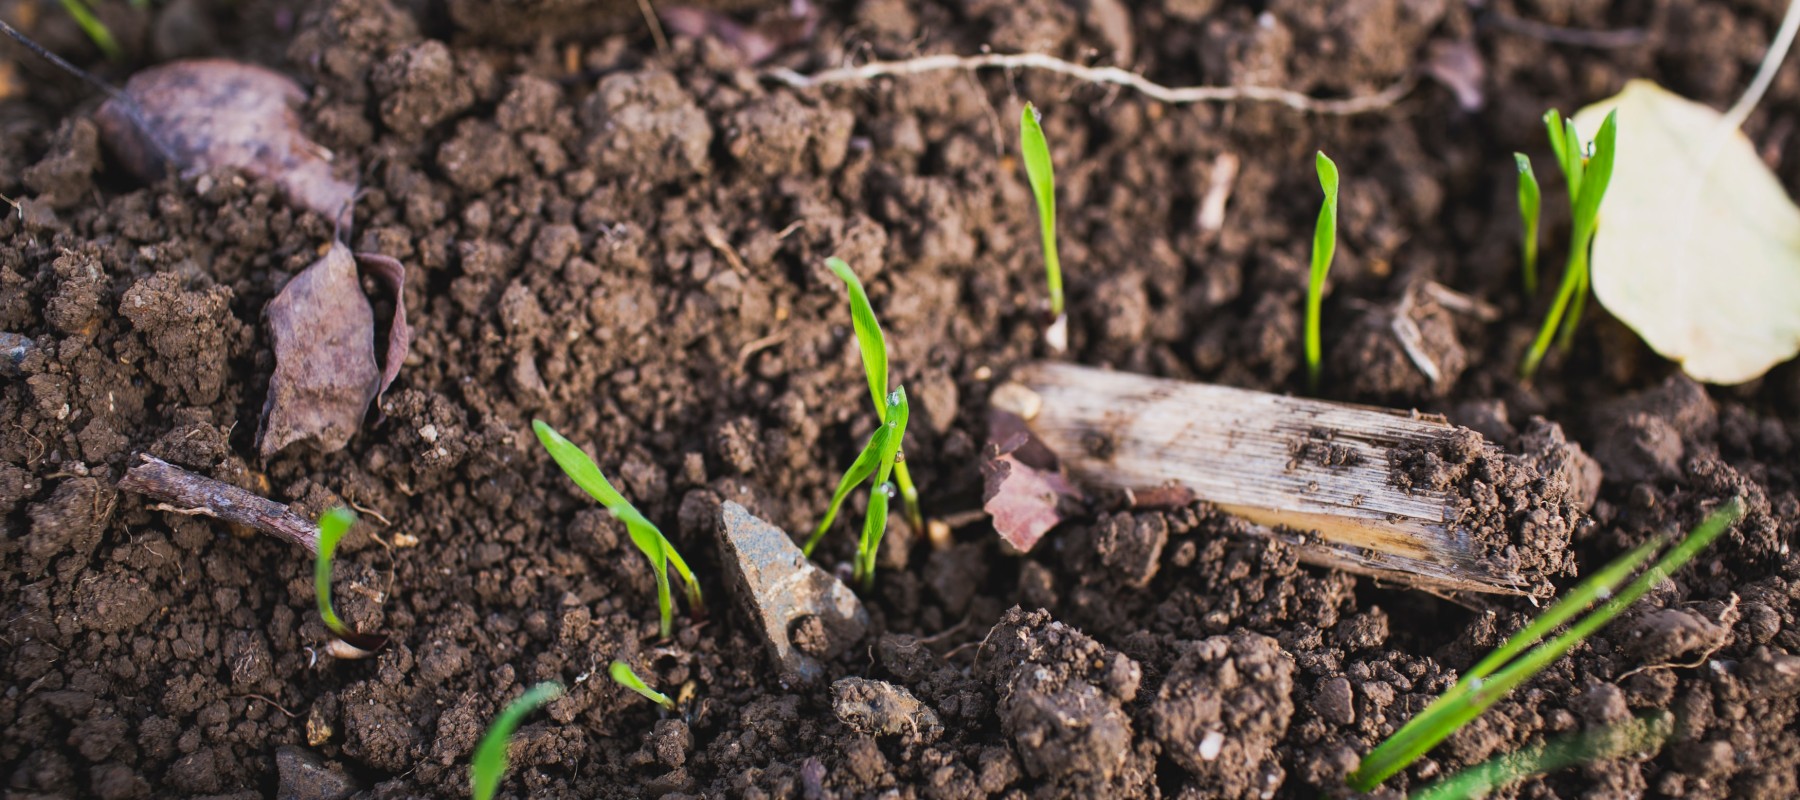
left=826, top=258, right=889, bottom=417
left=805, top=424, right=892, bottom=556
left=1020, top=102, right=1062, bottom=318
left=534, top=419, right=687, bottom=638
left=1305, top=151, right=1340, bottom=392
left=1515, top=153, right=1541, bottom=294
left=471, top=682, right=564, bottom=800
left=609, top=660, right=676, bottom=710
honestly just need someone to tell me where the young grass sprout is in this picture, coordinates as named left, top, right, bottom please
left=56, top=0, right=122, bottom=60
left=1305, top=151, right=1340, bottom=393
left=1020, top=102, right=1067, bottom=352
left=314, top=507, right=389, bottom=653
left=1412, top=712, right=1670, bottom=800
left=1515, top=153, right=1542, bottom=294
left=1348, top=498, right=1743, bottom=792
left=1520, top=109, right=1618, bottom=380
left=609, top=659, right=676, bottom=711
left=804, top=256, right=919, bottom=577
left=470, top=681, right=563, bottom=800
left=534, top=420, right=702, bottom=640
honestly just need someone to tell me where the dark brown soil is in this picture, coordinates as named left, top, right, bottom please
left=4, top=0, right=1800, bottom=797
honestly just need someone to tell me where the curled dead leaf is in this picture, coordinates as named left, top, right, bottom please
left=259, top=242, right=412, bottom=457
left=96, top=59, right=354, bottom=226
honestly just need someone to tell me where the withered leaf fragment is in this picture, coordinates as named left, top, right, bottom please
left=259, top=242, right=411, bottom=457
left=96, top=59, right=354, bottom=226
left=982, top=410, right=1083, bottom=551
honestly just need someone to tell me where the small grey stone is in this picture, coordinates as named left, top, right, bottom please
left=717, top=501, right=868, bottom=685
left=275, top=745, right=358, bottom=800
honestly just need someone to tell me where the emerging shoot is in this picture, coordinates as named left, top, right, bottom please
left=609, top=659, right=676, bottom=711
left=1412, top=712, right=1670, bottom=800
left=1521, top=109, right=1618, bottom=380
left=812, top=256, right=922, bottom=538
left=1305, top=151, right=1340, bottom=393
left=1348, top=498, right=1742, bottom=792
left=314, top=507, right=389, bottom=653
left=56, top=0, right=122, bottom=60
left=470, top=681, right=563, bottom=800
left=1020, top=101, right=1067, bottom=352
left=534, top=420, right=702, bottom=640
left=1515, top=153, right=1541, bottom=294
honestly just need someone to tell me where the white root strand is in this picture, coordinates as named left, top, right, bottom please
left=768, top=52, right=1415, bottom=115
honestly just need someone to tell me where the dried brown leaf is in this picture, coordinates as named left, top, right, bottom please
left=354, top=251, right=411, bottom=406
left=258, top=242, right=378, bottom=457
left=96, top=59, right=354, bottom=226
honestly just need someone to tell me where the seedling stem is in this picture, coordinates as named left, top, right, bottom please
left=1515, top=153, right=1541, bottom=294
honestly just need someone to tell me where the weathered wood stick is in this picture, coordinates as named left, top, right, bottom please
left=116, top=455, right=319, bottom=553
left=997, top=362, right=1585, bottom=597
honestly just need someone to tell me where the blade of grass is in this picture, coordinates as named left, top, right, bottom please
left=534, top=420, right=700, bottom=639
left=1351, top=535, right=1665, bottom=790
left=471, top=681, right=563, bottom=800
left=1349, top=498, right=1741, bottom=792
left=1515, top=154, right=1541, bottom=294
left=826, top=257, right=888, bottom=416
left=56, top=0, right=122, bottom=60
left=804, top=424, right=892, bottom=556
left=826, top=256, right=924, bottom=532
left=314, top=507, right=389, bottom=652
left=1522, top=110, right=1617, bottom=378
left=1410, top=713, right=1669, bottom=800
left=1305, top=151, right=1340, bottom=393
left=609, top=660, right=675, bottom=710
left=1020, top=102, right=1063, bottom=322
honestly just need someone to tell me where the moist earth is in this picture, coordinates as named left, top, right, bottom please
left=4, top=0, right=1800, bottom=798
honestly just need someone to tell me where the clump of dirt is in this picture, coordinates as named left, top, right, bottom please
left=1389, top=419, right=1597, bottom=596
left=1149, top=630, right=1297, bottom=799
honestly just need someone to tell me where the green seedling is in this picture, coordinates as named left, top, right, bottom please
left=470, top=681, right=563, bottom=800
left=56, top=0, right=122, bottom=60
left=1305, top=151, right=1340, bottom=393
left=1019, top=101, right=1066, bottom=351
left=1349, top=498, right=1742, bottom=792
left=1412, top=712, right=1670, bottom=800
left=314, top=507, right=389, bottom=653
left=808, top=256, right=921, bottom=539
left=534, top=420, right=701, bottom=640
left=1521, top=109, right=1618, bottom=380
left=609, top=659, right=675, bottom=711
left=1515, top=153, right=1541, bottom=294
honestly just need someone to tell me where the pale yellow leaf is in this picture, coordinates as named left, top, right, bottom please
left=1574, top=79, right=1800, bottom=384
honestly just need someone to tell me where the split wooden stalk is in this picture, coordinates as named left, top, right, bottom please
left=999, top=362, right=1581, bottom=596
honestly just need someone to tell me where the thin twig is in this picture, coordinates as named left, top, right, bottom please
left=117, top=454, right=319, bottom=552
left=636, top=0, right=671, bottom=56
left=769, top=52, right=1417, bottom=115
left=236, top=693, right=300, bottom=718
left=1482, top=11, right=1647, bottom=49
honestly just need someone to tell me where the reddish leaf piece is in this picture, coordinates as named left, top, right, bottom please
left=982, top=411, right=1082, bottom=551
left=354, top=251, right=411, bottom=405
left=661, top=0, right=817, bottom=65
left=95, top=59, right=354, bottom=227
left=258, top=242, right=379, bottom=457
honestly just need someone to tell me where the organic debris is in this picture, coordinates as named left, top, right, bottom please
left=259, top=242, right=411, bottom=457
left=1576, top=80, right=1800, bottom=384
left=95, top=59, right=355, bottom=226
left=981, top=409, right=1082, bottom=552
left=661, top=0, right=816, bottom=64
left=116, top=454, right=320, bottom=552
